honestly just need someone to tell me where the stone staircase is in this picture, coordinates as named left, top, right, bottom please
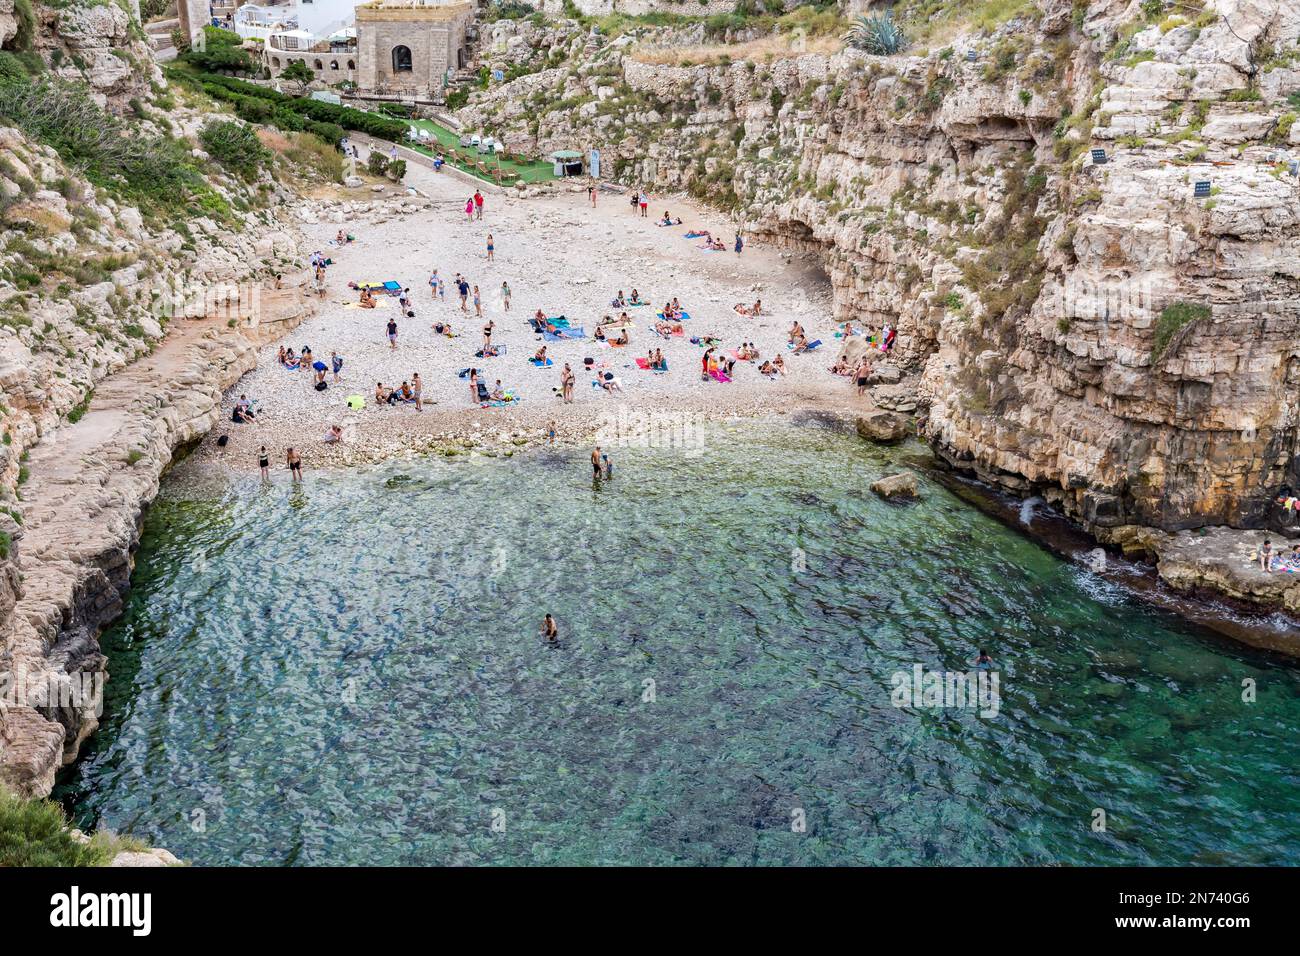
left=145, top=17, right=179, bottom=62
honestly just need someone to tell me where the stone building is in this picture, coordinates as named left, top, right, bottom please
left=354, top=0, right=472, bottom=96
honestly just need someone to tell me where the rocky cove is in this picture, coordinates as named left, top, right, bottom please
left=0, top=0, right=1297, bottom=863
left=465, top=0, right=1300, bottom=617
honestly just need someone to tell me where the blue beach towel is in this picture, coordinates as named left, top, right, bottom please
left=544, top=327, right=586, bottom=342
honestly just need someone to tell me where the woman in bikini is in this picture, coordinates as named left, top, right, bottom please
left=468, top=368, right=479, bottom=404
left=258, top=446, right=269, bottom=480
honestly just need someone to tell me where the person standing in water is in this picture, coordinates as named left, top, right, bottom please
left=541, top=614, right=559, bottom=645
left=258, top=446, right=269, bottom=481
left=591, top=446, right=603, bottom=477
left=286, top=447, right=302, bottom=482
left=602, top=453, right=613, bottom=479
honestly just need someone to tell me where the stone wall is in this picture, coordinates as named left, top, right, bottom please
left=355, top=3, right=472, bottom=93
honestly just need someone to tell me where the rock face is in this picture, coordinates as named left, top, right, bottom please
left=462, top=1, right=1300, bottom=546
left=0, top=322, right=258, bottom=797
left=0, top=0, right=18, bottom=49
left=0, top=105, right=309, bottom=797
left=871, top=471, right=919, bottom=499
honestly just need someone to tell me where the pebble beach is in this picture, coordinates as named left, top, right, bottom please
left=209, top=155, right=863, bottom=470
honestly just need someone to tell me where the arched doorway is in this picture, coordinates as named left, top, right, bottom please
left=313, top=59, right=323, bottom=70
left=392, top=45, right=412, bottom=73
left=330, top=60, right=339, bottom=70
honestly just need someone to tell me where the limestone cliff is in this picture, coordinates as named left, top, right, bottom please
left=463, top=1, right=1300, bottom=577
left=0, top=7, right=315, bottom=797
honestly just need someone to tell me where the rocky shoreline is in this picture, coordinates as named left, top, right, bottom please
left=0, top=319, right=259, bottom=798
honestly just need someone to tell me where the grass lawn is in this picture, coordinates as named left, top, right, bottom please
left=403, top=119, right=557, bottom=185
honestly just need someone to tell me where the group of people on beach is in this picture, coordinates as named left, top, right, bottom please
left=240, top=178, right=904, bottom=484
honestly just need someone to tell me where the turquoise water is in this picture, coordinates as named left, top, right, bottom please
left=59, top=422, right=1300, bottom=865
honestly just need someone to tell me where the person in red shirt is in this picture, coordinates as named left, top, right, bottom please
left=474, top=190, right=484, bottom=219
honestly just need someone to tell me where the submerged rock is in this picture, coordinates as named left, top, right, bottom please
left=871, top=471, right=919, bottom=500
left=856, top=410, right=909, bottom=444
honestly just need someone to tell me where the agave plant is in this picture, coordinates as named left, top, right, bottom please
left=844, top=11, right=908, bottom=56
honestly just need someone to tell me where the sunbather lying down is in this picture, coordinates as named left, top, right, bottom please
left=734, top=299, right=763, bottom=316
left=655, top=321, right=684, bottom=336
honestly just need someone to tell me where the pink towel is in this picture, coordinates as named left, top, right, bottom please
left=710, top=370, right=731, bottom=383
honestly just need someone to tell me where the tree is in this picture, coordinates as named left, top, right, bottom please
left=279, top=60, right=315, bottom=94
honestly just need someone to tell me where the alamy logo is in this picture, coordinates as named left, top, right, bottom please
left=49, top=887, right=152, bottom=937
left=890, top=663, right=1001, bottom=718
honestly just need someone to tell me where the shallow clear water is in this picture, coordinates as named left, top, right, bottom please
left=59, top=422, right=1300, bottom=865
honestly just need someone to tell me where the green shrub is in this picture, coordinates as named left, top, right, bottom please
left=181, top=26, right=256, bottom=74
left=844, top=12, right=907, bottom=55
left=386, top=158, right=407, bottom=181
left=200, top=119, right=271, bottom=180
left=1151, top=301, right=1210, bottom=361
left=12, top=0, right=36, bottom=52
left=183, top=72, right=410, bottom=141
left=0, top=79, right=206, bottom=213
left=0, top=51, right=33, bottom=85
left=367, top=152, right=390, bottom=176
left=0, top=789, right=108, bottom=867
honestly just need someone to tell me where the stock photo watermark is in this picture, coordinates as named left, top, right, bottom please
left=890, top=663, right=1001, bottom=718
